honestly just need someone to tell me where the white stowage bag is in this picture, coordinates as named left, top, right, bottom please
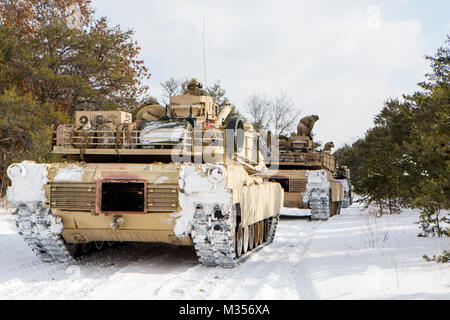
left=7, top=161, right=48, bottom=205
left=302, top=170, right=330, bottom=203
left=139, top=121, right=187, bottom=147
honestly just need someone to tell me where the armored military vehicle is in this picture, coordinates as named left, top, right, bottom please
left=7, top=78, right=284, bottom=268
left=265, top=115, right=344, bottom=220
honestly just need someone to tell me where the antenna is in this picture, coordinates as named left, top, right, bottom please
left=202, top=17, right=207, bottom=88
left=313, top=97, right=316, bottom=113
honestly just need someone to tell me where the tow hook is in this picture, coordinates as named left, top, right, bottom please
left=110, top=216, right=124, bottom=230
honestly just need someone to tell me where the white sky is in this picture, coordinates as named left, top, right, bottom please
left=92, top=0, right=449, bottom=148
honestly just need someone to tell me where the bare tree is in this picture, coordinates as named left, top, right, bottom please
left=245, top=93, right=271, bottom=131
left=205, top=80, right=231, bottom=110
left=160, top=77, right=185, bottom=105
left=270, top=92, right=299, bottom=136
left=244, top=92, right=299, bottom=134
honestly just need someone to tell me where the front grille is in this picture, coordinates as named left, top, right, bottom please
left=147, top=184, right=179, bottom=212
left=290, top=179, right=306, bottom=193
left=50, top=182, right=96, bottom=211
left=49, top=182, right=180, bottom=213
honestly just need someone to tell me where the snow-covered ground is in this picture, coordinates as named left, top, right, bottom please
left=0, top=203, right=448, bottom=300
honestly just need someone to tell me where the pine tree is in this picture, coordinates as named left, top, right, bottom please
left=405, top=36, right=450, bottom=241
left=0, top=88, right=68, bottom=194
left=0, top=0, right=150, bottom=115
left=334, top=35, right=449, bottom=262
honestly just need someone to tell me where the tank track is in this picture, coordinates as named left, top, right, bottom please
left=342, top=193, right=350, bottom=209
left=310, top=194, right=330, bottom=221
left=14, top=202, right=74, bottom=263
left=337, top=179, right=350, bottom=209
left=267, top=214, right=280, bottom=243
left=191, top=203, right=280, bottom=268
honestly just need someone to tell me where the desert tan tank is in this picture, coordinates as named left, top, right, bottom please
left=265, top=115, right=344, bottom=220
left=6, top=78, right=284, bottom=268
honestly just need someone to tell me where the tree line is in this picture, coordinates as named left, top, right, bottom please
left=334, top=36, right=449, bottom=262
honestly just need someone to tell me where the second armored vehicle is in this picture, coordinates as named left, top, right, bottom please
left=266, top=115, right=345, bottom=220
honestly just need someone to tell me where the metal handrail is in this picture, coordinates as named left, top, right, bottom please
left=53, top=127, right=261, bottom=165
left=54, top=128, right=195, bottom=149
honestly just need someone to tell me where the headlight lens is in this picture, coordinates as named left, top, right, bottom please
left=7, top=163, right=26, bottom=180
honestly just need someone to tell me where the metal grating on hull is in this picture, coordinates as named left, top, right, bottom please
left=147, top=184, right=179, bottom=212
left=50, top=182, right=96, bottom=211
left=289, top=179, right=306, bottom=193
left=50, top=182, right=180, bottom=213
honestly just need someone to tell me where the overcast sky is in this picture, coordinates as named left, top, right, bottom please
left=92, top=0, right=449, bottom=148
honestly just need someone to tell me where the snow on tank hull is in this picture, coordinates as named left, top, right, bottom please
left=7, top=161, right=283, bottom=267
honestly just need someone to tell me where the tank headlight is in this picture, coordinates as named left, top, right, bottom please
left=79, top=115, right=88, bottom=125
left=7, top=163, right=26, bottom=180
left=207, top=166, right=225, bottom=183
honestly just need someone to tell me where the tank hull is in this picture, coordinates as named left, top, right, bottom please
left=8, top=161, right=283, bottom=266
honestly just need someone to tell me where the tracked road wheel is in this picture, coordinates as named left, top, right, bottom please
left=254, top=222, right=260, bottom=247
left=248, top=224, right=255, bottom=250
left=263, top=219, right=270, bottom=242
left=243, top=226, right=249, bottom=254
left=236, top=226, right=243, bottom=258
left=257, top=221, right=264, bottom=245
